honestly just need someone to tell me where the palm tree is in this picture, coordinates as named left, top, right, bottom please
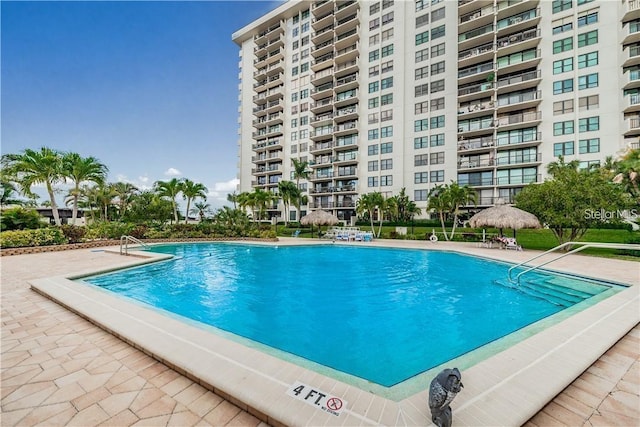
left=427, top=185, right=450, bottom=240
left=236, top=191, right=255, bottom=220
left=181, top=179, right=208, bottom=224
left=612, top=148, right=640, bottom=201
left=445, top=182, right=477, bottom=239
left=547, top=155, right=580, bottom=178
left=251, top=188, right=275, bottom=221
left=0, top=181, right=25, bottom=208
left=356, top=192, right=385, bottom=237
left=190, top=201, right=212, bottom=221
left=110, top=182, right=139, bottom=219
left=3, top=147, right=65, bottom=225
left=277, top=180, right=298, bottom=225
left=227, top=191, right=239, bottom=209
left=291, top=158, right=310, bottom=220
left=154, top=178, right=183, bottom=223
left=62, top=152, right=109, bottom=225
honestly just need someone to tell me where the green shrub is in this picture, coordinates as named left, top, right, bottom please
left=0, top=207, right=45, bottom=231
left=0, top=228, right=67, bottom=248
left=85, top=221, right=136, bottom=240
left=60, top=225, right=86, bottom=243
left=259, top=229, right=277, bottom=239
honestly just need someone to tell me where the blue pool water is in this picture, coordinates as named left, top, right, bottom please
left=82, top=243, right=612, bottom=387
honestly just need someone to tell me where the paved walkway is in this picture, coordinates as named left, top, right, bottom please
left=1, top=246, right=638, bottom=426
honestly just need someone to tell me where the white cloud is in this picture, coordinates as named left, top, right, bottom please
left=164, top=167, right=182, bottom=176
left=206, top=178, right=240, bottom=210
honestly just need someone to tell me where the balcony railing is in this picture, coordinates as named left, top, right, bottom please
left=496, top=90, right=541, bottom=107
left=496, top=69, right=541, bottom=88
left=496, top=132, right=541, bottom=146
left=495, top=153, right=542, bottom=166
left=458, top=136, right=495, bottom=151
left=496, top=28, right=540, bottom=48
left=495, top=111, right=541, bottom=126
left=458, top=61, right=494, bottom=78
left=460, top=4, right=494, bottom=24
left=458, top=42, right=494, bottom=61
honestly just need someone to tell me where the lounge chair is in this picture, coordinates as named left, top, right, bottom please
left=291, top=229, right=301, bottom=238
left=501, top=237, right=522, bottom=251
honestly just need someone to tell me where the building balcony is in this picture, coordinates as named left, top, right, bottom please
left=458, top=99, right=495, bottom=119
left=334, top=0, right=358, bottom=21
left=496, top=69, right=541, bottom=94
left=458, top=42, right=494, bottom=69
left=334, top=105, right=358, bottom=122
left=311, top=52, right=335, bottom=72
left=252, top=125, right=282, bottom=139
left=495, top=110, right=541, bottom=131
left=623, top=0, right=640, bottom=22
left=334, top=90, right=358, bottom=108
left=308, top=156, right=333, bottom=168
left=458, top=135, right=495, bottom=152
left=253, top=99, right=283, bottom=116
left=495, top=8, right=540, bottom=35
left=313, top=0, right=332, bottom=13
left=308, top=201, right=335, bottom=209
left=334, top=71, right=358, bottom=91
left=624, top=93, right=640, bottom=114
left=337, top=167, right=357, bottom=178
left=334, top=41, right=359, bottom=63
left=310, top=141, right=334, bottom=154
left=496, top=28, right=541, bottom=56
left=624, top=116, right=640, bottom=136
left=458, top=61, right=495, bottom=84
left=252, top=138, right=282, bottom=152
left=311, top=67, right=334, bottom=86
left=311, top=39, right=334, bottom=58
left=458, top=81, right=495, bottom=103
left=459, top=4, right=495, bottom=31
left=252, top=112, right=283, bottom=128
left=496, top=90, right=541, bottom=113
left=311, top=83, right=334, bottom=100
left=334, top=12, right=359, bottom=37
left=253, top=22, right=284, bottom=45
left=624, top=69, right=640, bottom=91
left=310, top=97, right=334, bottom=114
left=333, top=121, right=358, bottom=137
left=495, top=132, right=542, bottom=149
left=458, top=23, right=494, bottom=50
left=496, top=49, right=541, bottom=74
left=458, top=0, right=486, bottom=16
left=334, top=152, right=357, bottom=165
left=311, top=11, right=334, bottom=31
left=623, top=21, right=640, bottom=45
left=310, top=186, right=333, bottom=194
left=311, top=112, right=334, bottom=126
left=496, top=0, right=538, bottom=19
left=309, top=129, right=334, bottom=142
left=458, top=116, right=495, bottom=138
left=624, top=45, right=640, bottom=68
left=311, top=24, right=335, bottom=45
left=335, top=58, right=359, bottom=78
left=253, top=34, right=284, bottom=57
left=495, top=152, right=542, bottom=168
left=495, top=174, right=541, bottom=186
left=458, top=156, right=496, bottom=171
left=309, top=172, right=335, bottom=181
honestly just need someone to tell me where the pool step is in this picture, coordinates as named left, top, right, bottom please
left=493, top=277, right=595, bottom=308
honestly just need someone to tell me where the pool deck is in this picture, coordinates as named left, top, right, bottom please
left=1, top=239, right=638, bottom=426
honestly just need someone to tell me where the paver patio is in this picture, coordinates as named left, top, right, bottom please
left=1, top=244, right=638, bottom=426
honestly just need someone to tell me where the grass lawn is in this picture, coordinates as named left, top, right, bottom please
left=279, top=224, right=639, bottom=261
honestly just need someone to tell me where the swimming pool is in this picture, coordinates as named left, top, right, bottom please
left=81, top=243, right=616, bottom=387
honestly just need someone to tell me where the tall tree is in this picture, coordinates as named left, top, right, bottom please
left=291, top=158, right=310, bottom=221
left=356, top=192, right=385, bottom=237
left=227, top=191, right=239, bottom=209
left=62, top=152, right=108, bottom=225
left=278, top=180, right=298, bottom=226
left=3, top=147, right=64, bottom=225
left=427, top=182, right=476, bottom=240
left=190, top=201, right=212, bottom=221
left=251, top=188, right=276, bottom=221
left=181, top=179, right=208, bottom=224
left=154, top=178, right=183, bottom=223
left=612, top=148, right=640, bottom=202
left=111, top=182, right=139, bottom=219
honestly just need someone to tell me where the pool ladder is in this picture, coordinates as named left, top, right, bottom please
left=507, top=241, right=640, bottom=284
left=120, top=235, right=149, bottom=255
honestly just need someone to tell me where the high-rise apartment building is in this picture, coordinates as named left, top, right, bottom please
left=233, top=0, right=639, bottom=222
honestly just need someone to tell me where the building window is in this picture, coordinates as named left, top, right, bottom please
left=369, top=65, right=380, bottom=77
left=415, top=100, right=428, bottom=114
left=381, top=93, right=393, bottom=105
left=301, top=22, right=309, bottom=33
left=416, top=13, right=429, bottom=28
left=579, top=138, right=600, bottom=153
left=553, top=57, right=573, bottom=74
left=430, top=133, right=445, bottom=146
left=416, top=0, right=426, bottom=12
left=380, top=159, right=393, bottom=170
left=368, top=129, right=379, bottom=140
left=430, top=61, right=445, bottom=75
left=578, top=51, right=598, bottom=68
left=415, top=48, right=429, bottom=63
left=369, top=18, right=380, bottom=30
left=431, top=7, right=445, bottom=21
left=579, top=94, right=599, bottom=110
left=415, top=66, right=429, bottom=80
left=414, top=137, right=428, bottom=149
left=430, top=152, right=445, bottom=165
left=430, top=97, right=445, bottom=111
left=292, top=66, right=299, bottom=76
left=382, top=28, right=394, bottom=41
left=381, top=175, right=393, bottom=186
left=553, top=99, right=574, bottom=115
left=430, top=170, right=444, bottom=183
left=369, top=50, right=380, bottom=62
left=382, top=12, right=394, bottom=25
left=430, top=115, right=445, bottom=129
left=553, top=78, right=574, bottom=94
left=578, top=116, right=599, bottom=132
left=414, top=119, right=429, bottom=132
left=381, top=44, right=394, bottom=57
left=416, top=31, right=429, bottom=45
left=381, top=60, right=394, bottom=74
left=430, top=79, right=445, bottom=93
left=554, top=141, right=574, bottom=156
left=578, top=73, right=598, bottom=90
left=553, top=120, right=574, bottom=135
left=369, top=34, right=380, bottom=46
left=381, top=109, right=393, bottom=121
left=368, top=144, right=379, bottom=155
left=431, top=25, right=445, bottom=39
left=415, top=189, right=428, bottom=201
left=370, top=3, right=380, bottom=14
left=368, top=112, right=379, bottom=124
left=553, top=37, right=573, bottom=54
left=415, top=172, right=429, bottom=183
left=579, top=160, right=600, bottom=170
left=431, top=43, right=445, bottom=57
left=577, top=11, right=598, bottom=27
left=552, top=0, right=572, bottom=14
left=415, top=83, right=429, bottom=97
left=300, top=116, right=308, bottom=125
left=368, top=177, right=379, bottom=187
left=368, top=160, right=379, bottom=171
left=368, top=81, right=379, bottom=93
left=553, top=22, right=573, bottom=34
left=577, top=0, right=594, bottom=4
left=380, top=142, right=393, bottom=154
left=382, top=0, right=394, bottom=10
left=381, top=126, right=393, bottom=138
left=381, top=77, right=393, bottom=90
left=368, top=97, right=379, bottom=108
left=578, top=30, right=598, bottom=47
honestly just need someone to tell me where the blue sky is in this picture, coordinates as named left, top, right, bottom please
left=1, top=0, right=283, bottom=209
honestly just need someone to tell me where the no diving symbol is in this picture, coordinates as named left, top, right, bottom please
left=326, top=397, right=342, bottom=411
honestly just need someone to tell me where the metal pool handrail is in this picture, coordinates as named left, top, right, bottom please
left=120, top=235, right=149, bottom=255
left=508, top=241, right=640, bottom=284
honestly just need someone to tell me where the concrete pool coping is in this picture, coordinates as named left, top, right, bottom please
left=28, top=239, right=639, bottom=426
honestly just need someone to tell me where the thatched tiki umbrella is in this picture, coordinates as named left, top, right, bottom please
left=469, top=203, right=541, bottom=238
left=300, top=210, right=340, bottom=238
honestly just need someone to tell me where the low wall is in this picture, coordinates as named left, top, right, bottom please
left=0, top=237, right=278, bottom=257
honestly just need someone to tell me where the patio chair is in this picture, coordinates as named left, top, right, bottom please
left=502, top=237, right=522, bottom=251
left=291, top=229, right=301, bottom=238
